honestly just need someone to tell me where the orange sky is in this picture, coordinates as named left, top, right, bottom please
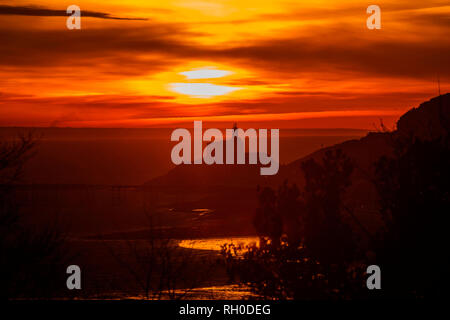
left=0, top=0, right=448, bottom=128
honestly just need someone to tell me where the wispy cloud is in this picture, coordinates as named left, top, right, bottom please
left=0, top=4, right=148, bottom=20
left=0, top=0, right=448, bottom=128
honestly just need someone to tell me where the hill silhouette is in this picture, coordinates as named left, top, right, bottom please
left=144, top=94, right=450, bottom=234
left=147, top=93, right=450, bottom=189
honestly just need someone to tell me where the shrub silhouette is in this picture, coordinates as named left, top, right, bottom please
left=223, top=149, right=363, bottom=299
left=0, top=134, right=67, bottom=299
left=301, top=149, right=356, bottom=266
left=373, top=135, right=450, bottom=298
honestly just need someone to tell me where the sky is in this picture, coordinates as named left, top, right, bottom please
left=0, top=0, right=449, bottom=129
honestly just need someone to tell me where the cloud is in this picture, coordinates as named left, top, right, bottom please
left=0, top=2, right=448, bottom=83
left=0, top=87, right=440, bottom=128
left=2, top=20, right=448, bottom=83
left=0, top=24, right=202, bottom=77
left=209, top=30, right=450, bottom=80
left=0, top=4, right=148, bottom=20
left=0, top=0, right=447, bottom=130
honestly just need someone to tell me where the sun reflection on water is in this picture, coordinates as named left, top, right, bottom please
left=178, top=237, right=259, bottom=251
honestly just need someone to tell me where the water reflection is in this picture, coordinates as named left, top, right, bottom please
left=88, top=284, right=258, bottom=300
left=178, top=237, right=259, bottom=251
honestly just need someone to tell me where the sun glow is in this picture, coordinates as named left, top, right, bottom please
left=166, top=64, right=250, bottom=100
left=170, top=66, right=239, bottom=98
left=170, top=82, right=240, bottom=98
left=180, top=67, right=232, bottom=80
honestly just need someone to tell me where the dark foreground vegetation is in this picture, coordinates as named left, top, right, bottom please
left=0, top=134, right=68, bottom=299
left=222, top=95, right=450, bottom=299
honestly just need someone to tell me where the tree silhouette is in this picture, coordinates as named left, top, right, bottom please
left=226, top=149, right=361, bottom=299
left=253, top=187, right=282, bottom=247
left=301, top=149, right=356, bottom=266
left=0, top=133, right=67, bottom=299
left=373, top=135, right=450, bottom=298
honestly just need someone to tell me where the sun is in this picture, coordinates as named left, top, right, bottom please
left=170, top=66, right=240, bottom=98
